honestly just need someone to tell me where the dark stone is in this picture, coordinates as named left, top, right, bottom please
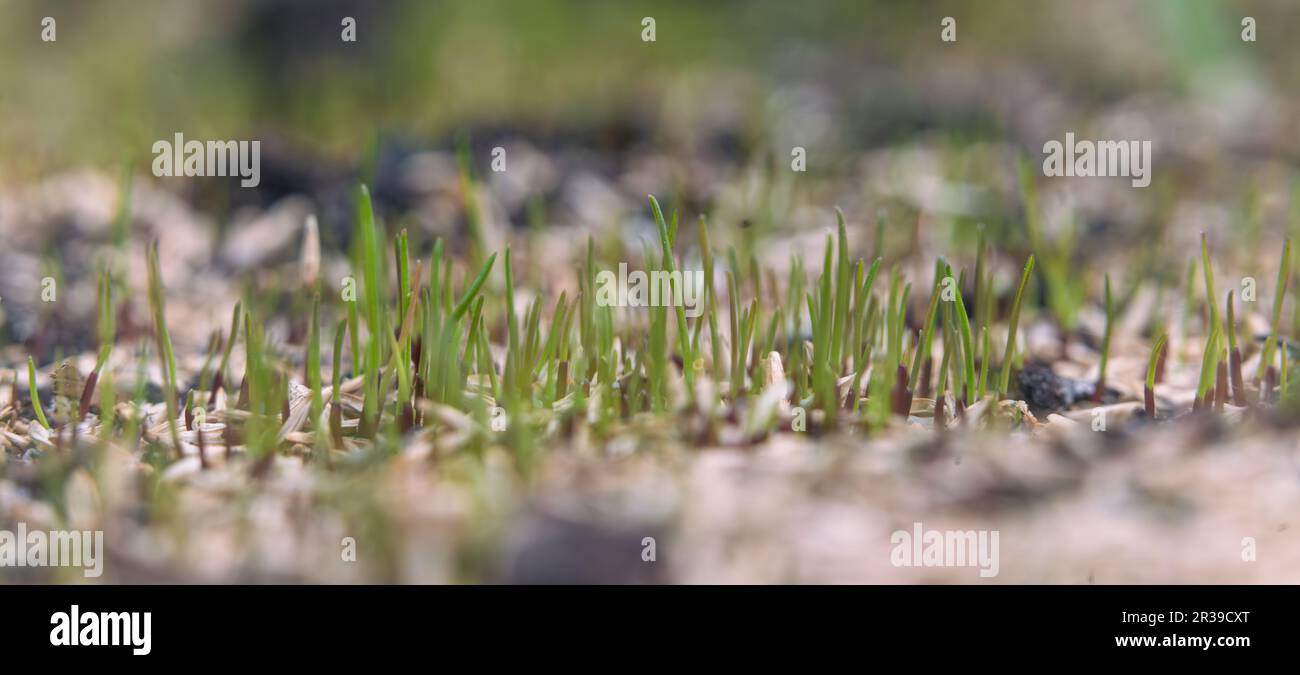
left=1016, top=361, right=1092, bottom=414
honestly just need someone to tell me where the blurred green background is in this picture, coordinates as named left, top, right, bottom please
left=1, top=0, right=1296, bottom=179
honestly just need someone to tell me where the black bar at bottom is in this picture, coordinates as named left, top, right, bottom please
left=0, top=585, right=1286, bottom=663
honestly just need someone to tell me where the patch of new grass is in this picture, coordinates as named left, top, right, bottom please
left=31, top=169, right=1300, bottom=487
left=998, top=255, right=1035, bottom=397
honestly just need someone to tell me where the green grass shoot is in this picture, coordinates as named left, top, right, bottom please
left=998, top=255, right=1035, bottom=396
left=145, top=240, right=182, bottom=451
left=27, top=356, right=49, bottom=431
left=1096, top=274, right=1115, bottom=399
left=1258, top=238, right=1291, bottom=381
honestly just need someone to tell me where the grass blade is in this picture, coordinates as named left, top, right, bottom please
left=999, top=255, right=1035, bottom=396
left=27, top=356, right=49, bottom=430
left=1258, top=238, right=1291, bottom=381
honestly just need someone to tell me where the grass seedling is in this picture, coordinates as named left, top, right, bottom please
left=194, top=333, right=221, bottom=398
left=696, top=217, right=725, bottom=406
left=500, top=248, right=541, bottom=471
left=1200, top=232, right=1221, bottom=330
left=503, top=246, right=528, bottom=409
left=125, top=350, right=148, bottom=452
left=945, top=264, right=976, bottom=405
left=977, top=326, right=991, bottom=400
left=1281, top=339, right=1290, bottom=402
left=27, top=356, right=49, bottom=431
left=1145, top=333, right=1168, bottom=418
left=1181, top=257, right=1198, bottom=336
left=241, top=312, right=277, bottom=459
left=451, top=253, right=497, bottom=322
left=1020, top=156, right=1084, bottom=350
left=805, top=216, right=861, bottom=427
left=1094, top=274, right=1114, bottom=401
left=329, top=318, right=347, bottom=448
left=457, top=136, right=488, bottom=265
left=847, top=257, right=882, bottom=409
left=1258, top=238, right=1291, bottom=383
left=885, top=270, right=912, bottom=417
left=386, top=330, right=413, bottom=433
left=1225, top=290, right=1246, bottom=406
left=972, top=224, right=988, bottom=347
left=829, top=209, right=852, bottom=372
left=355, top=185, right=386, bottom=437
left=934, top=323, right=954, bottom=430
left=145, top=240, right=182, bottom=452
left=1215, top=345, right=1229, bottom=412
left=1292, top=182, right=1300, bottom=338
left=307, top=292, right=324, bottom=439
left=211, top=301, right=242, bottom=402
left=347, top=293, right=361, bottom=381
left=1195, top=323, right=1222, bottom=411
left=908, top=261, right=942, bottom=394
left=82, top=270, right=116, bottom=420
left=730, top=269, right=749, bottom=398
left=649, top=196, right=695, bottom=400
left=998, top=255, right=1035, bottom=398
left=421, top=252, right=495, bottom=409
left=380, top=256, right=425, bottom=433
left=111, top=164, right=132, bottom=251
left=98, top=354, right=116, bottom=440
left=395, top=229, right=412, bottom=322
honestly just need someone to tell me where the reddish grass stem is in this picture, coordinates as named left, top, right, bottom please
left=1215, top=361, right=1228, bottom=412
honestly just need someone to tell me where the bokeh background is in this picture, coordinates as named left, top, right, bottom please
left=3, top=0, right=1298, bottom=172
left=3, top=1, right=1299, bottom=259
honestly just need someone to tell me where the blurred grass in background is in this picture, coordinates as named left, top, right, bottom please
left=0, top=0, right=1296, bottom=179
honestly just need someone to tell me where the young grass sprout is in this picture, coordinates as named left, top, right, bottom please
left=1258, top=238, right=1291, bottom=385
left=999, top=255, right=1036, bottom=397
left=27, top=356, right=49, bottom=431
left=1195, top=323, right=1223, bottom=412
left=1094, top=274, right=1114, bottom=402
left=1145, top=333, right=1168, bottom=418
left=146, top=240, right=182, bottom=452
left=15, top=170, right=1292, bottom=496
